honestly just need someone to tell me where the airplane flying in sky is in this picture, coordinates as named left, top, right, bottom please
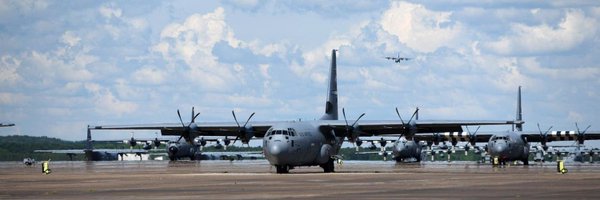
left=91, top=49, right=519, bottom=173
left=0, top=123, right=15, bottom=127
left=384, top=53, right=411, bottom=63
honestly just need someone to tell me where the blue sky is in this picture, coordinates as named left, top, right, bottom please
left=1, top=1, right=599, bottom=146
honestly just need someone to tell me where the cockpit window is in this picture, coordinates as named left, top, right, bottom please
left=268, top=129, right=297, bottom=136
left=492, top=136, right=509, bottom=141
left=287, top=128, right=296, bottom=136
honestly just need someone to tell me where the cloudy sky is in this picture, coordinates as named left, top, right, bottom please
left=1, top=1, right=599, bottom=144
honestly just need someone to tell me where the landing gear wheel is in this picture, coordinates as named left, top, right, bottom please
left=169, top=156, right=176, bottom=161
left=275, top=165, right=289, bottom=174
left=321, top=158, right=335, bottom=173
left=522, top=159, right=529, bottom=165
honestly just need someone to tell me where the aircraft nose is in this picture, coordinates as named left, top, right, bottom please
left=394, top=143, right=406, bottom=153
left=266, top=140, right=289, bottom=164
left=268, top=142, right=287, bottom=156
left=492, top=142, right=508, bottom=155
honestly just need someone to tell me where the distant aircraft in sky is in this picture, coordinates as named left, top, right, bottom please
left=91, top=49, right=518, bottom=173
left=384, top=53, right=411, bottom=63
left=0, top=123, right=15, bottom=127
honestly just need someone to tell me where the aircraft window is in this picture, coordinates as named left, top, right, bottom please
left=282, top=131, right=288, bottom=135
left=276, top=130, right=283, bottom=135
left=493, top=136, right=508, bottom=141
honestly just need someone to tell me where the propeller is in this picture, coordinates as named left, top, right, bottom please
left=465, top=126, right=480, bottom=147
left=395, top=107, right=419, bottom=137
left=575, top=123, right=591, bottom=145
left=232, top=110, right=255, bottom=145
left=432, top=132, right=442, bottom=146
left=368, top=141, right=377, bottom=150
left=143, top=141, right=152, bottom=150
left=176, top=107, right=201, bottom=143
left=223, top=136, right=231, bottom=150
left=342, top=108, right=365, bottom=151
left=199, top=137, right=207, bottom=151
left=537, top=123, right=553, bottom=151
left=127, top=132, right=137, bottom=148
left=379, top=137, right=388, bottom=152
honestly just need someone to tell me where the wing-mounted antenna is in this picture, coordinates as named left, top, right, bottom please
left=575, top=123, right=591, bottom=145
left=320, top=49, right=338, bottom=120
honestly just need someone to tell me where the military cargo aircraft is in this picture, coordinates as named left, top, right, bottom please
left=384, top=53, right=411, bottom=63
left=34, top=128, right=148, bottom=161
left=0, top=123, right=15, bottom=127
left=91, top=49, right=519, bottom=173
left=414, top=87, right=600, bottom=165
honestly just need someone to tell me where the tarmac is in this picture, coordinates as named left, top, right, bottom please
left=1, top=160, right=600, bottom=199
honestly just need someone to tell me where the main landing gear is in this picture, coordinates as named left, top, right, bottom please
left=275, top=165, right=289, bottom=174
left=320, top=158, right=335, bottom=173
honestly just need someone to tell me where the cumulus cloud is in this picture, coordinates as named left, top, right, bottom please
left=99, top=3, right=122, bottom=19
left=61, top=31, right=81, bottom=47
left=484, top=10, right=598, bottom=55
left=0, top=92, right=28, bottom=105
left=0, top=55, right=22, bottom=85
left=83, top=82, right=138, bottom=115
left=153, top=7, right=240, bottom=90
left=132, top=67, right=166, bottom=85
left=380, top=1, right=463, bottom=53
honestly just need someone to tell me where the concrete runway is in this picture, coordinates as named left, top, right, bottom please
left=1, top=160, right=600, bottom=199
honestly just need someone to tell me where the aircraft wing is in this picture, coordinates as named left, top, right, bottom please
left=93, top=119, right=515, bottom=139
left=411, top=130, right=600, bottom=144
left=34, top=149, right=148, bottom=154
left=92, top=121, right=276, bottom=138
left=320, top=120, right=516, bottom=137
left=519, top=130, right=600, bottom=142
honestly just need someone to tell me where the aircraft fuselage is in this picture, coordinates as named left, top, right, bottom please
left=392, top=137, right=422, bottom=162
left=486, top=131, right=529, bottom=164
left=263, top=121, right=342, bottom=172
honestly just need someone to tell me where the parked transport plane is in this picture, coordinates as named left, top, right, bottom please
left=92, top=49, right=519, bottom=173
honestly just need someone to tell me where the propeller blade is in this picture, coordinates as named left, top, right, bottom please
left=243, top=112, right=256, bottom=128
left=342, top=108, right=349, bottom=127
left=232, top=110, right=241, bottom=128
left=395, top=107, right=405, bottom=125
left=177, top=109, right=185, bottom=127
left=351, top=113, right=366, bottom=127
left=192, top=112, right=200, bottom=123
left=407, top=107, right=419, bottom=124
left=233, top=136, right=239, bottom=146
left=576, top=123, right=591, bottom=134
left=191, top=107, right=195, bottom=122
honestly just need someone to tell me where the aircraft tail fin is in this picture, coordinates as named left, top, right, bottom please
left=85, top=125, right=93, bottom=150
left=515, top=86, right=523, bottom=131
left=320, top=49, right=338, bottom=120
